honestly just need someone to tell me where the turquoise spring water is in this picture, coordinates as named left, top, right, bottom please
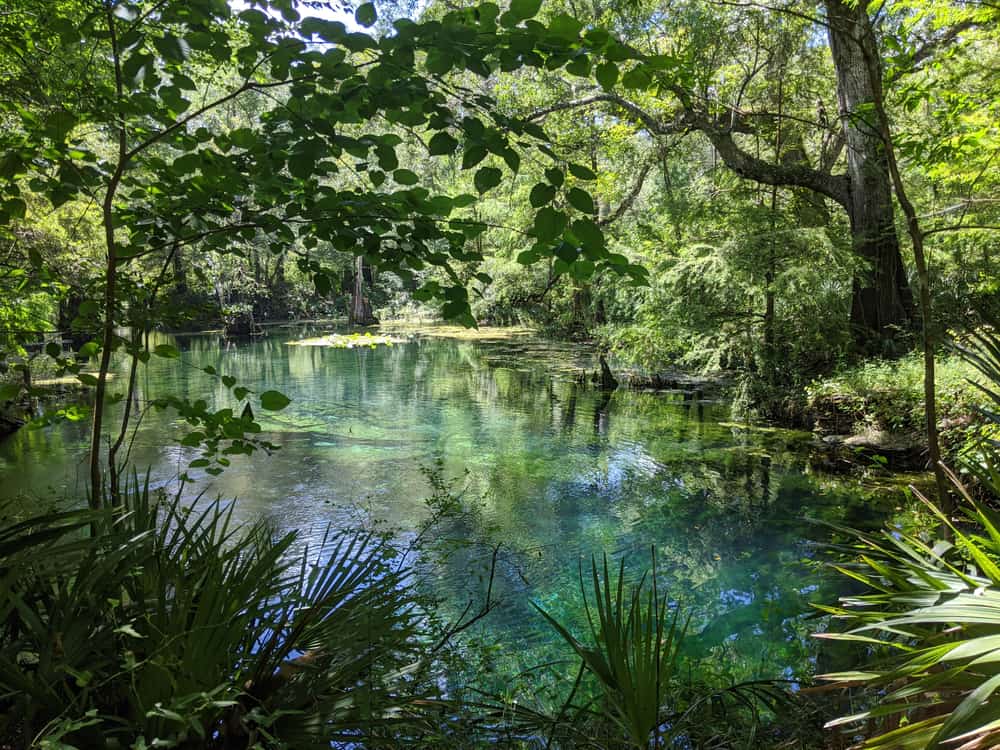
left=0, top=326, right=914, bottom=696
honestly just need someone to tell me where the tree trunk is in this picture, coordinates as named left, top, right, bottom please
left=826, top=0, right=915, bottom=351
left=598, top=353, right=618, bottom=391
left=530, top=5, right=922, bottom=353
left=571, top=283, right=592, bottom=338
left=58, top=291, right=88, bottom=349
left=348, top=255, right=378, bottom=326
left=270, top=251, right=289, bottom=319
left=172, top=245, right=187, bottom=296
left=858, top=19, right=951, bottom=508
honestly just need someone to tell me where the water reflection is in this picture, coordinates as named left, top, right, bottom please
left=0, top=328, right=908, bottom=689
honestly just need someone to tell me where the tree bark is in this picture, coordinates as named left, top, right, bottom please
left=531, top=13, right=922, bottom=352
left=172, top=245, right=187, bottom=296
left=348, top=255, right=378, bottom=326
left=825, top=0, right=915, bottom=351
left=90, top=7, right=128, bottom=507
left=856, top=9, right=951, bottom=507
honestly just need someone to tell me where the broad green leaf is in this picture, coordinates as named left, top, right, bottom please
left=533, top=207, right=567, bottom=241
left=153, top=344, right=180, bottom=359
left=3, top=198, right=26, bottom=220
left=428, top=132, right=458, bottom=156
left=529, top=183, right=556, bottom=208
left=555, top=241, right=578, bottom=263
left=568, top=187, right=596, bottom=214
left=462, top=144, right=488, bottom=169
left=566, top=54, right=591, bottom=77
left=517, top=247, right=541, bottom=265
left=355, top=2, right=377, bottom=27
left=546, top=14, right=583, bottom=42
left=474, top=167, right=503, bottom=193
left=260, top=390, right=291, bottom=411
left=229, top=128, right=257, bottom=149
left=509, top=0, right=542, bottom=20
left=572, top=218, right=605, bottom=252
left=570, top=260, right=595, bottom=279
left=501, top=148, right=520, bottom=173
left=377, top=145, right=398, bottom=171
left=622, top=67, right=652, bottom=90
left=153, top=33, right=190, bottom=63
left=426, top=48, right=452, bottom=75
left=596, top=61, right=619, bottom=89
left=427, top=195, right=453, bottom=215
left=393, top=169, right=419, bottom=185
left=78, top=341, right=100, bottom=358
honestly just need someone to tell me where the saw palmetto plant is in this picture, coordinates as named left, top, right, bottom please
left=818, top=486, right=1000, bottom=750
left=819, top=326, right=1000, bottom=750
left=527, top=552, right=794, bottom=749
left=0, top=477, right=436, bottom=749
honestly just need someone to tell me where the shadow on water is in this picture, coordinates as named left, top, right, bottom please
left=0, top=327, right=913, bottom=690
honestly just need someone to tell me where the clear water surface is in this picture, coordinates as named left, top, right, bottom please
left=0, top=326, right=913, bottom=692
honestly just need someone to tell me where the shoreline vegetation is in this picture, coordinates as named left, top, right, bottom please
left=2, top=320, right=988, bottom=475
left=1, top=0, right=998, bottom=745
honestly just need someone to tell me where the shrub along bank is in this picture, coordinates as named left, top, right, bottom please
left=806, top=353, right=990, bottom=468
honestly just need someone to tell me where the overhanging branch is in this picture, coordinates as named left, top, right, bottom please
left=529, top=92, right=850, bottom=207
left=694, top=116, right=850, bottom=206
left=529, top=92, right=686, bottom=136
left=601, top=159, right=654, bottom=226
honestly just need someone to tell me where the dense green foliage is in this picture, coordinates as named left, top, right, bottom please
left=818, top=329, right=1000, bottom=748
left=2, top=0, right=995, bottom=449
left=0, top=0, right=997, bottom=434
left=0, top=479, right=433, bottom=748
left=0, top=0, right=654, bottom=501
left=0, top=0, right=999, bottom=746
left=806, top=353, right=989, bottom=458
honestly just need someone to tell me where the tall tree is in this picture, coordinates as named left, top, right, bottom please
left=349, top=256, right=379, bottom=325
left=825, top=0, right=914, bottom=345
left=525, top=0, right=983, bottom=350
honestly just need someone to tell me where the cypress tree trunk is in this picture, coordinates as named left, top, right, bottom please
left=348, top=255, right=378, bottom=326
left=172, top=245, right=188, bottom=296
left=826, top=0, right=915, bottom=351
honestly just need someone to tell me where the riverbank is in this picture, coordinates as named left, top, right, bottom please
left=804, top=353, right=987, bottom=469
left=6, top=322, right=982, bottom=478
left=326, top=325, right=988, bottom=475
left=605, top=350, right=989, bottom=473
left=0, top=372, right=113, bottom=439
